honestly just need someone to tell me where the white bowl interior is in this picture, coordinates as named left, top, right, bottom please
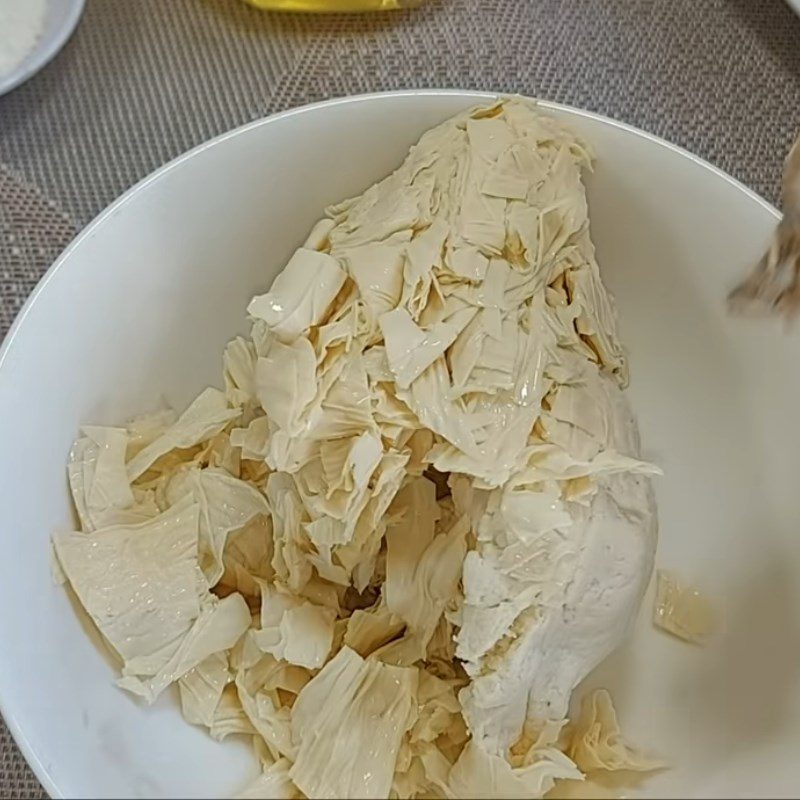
left=1, top=91, right=798, bottom=798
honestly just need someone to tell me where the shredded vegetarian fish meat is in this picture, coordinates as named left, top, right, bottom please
left=53, top=99, right=661, bottom=799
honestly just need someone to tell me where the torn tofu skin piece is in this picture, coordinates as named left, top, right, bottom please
left=54, top=98, right=660, bottom=799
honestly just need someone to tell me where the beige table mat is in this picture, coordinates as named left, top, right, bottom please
left=1, top=0, right=800, bottom=796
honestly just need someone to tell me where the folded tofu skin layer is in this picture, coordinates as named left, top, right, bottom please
left=54, top=99, right=659, bottom=800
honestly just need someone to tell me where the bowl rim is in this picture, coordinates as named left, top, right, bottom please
left=0, top=0, right=87, bottom=97
left=0, top=88, right=780, bottom=798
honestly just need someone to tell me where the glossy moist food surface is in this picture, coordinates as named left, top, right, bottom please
left=53, top=99, right=659, bottom=799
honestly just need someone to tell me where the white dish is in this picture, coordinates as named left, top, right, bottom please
left=0, top=90, right=798, bottom=799
left=0, top=0, right=85, bottom=96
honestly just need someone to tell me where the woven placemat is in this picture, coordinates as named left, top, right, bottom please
left=1, top=0, right=799, bottom=795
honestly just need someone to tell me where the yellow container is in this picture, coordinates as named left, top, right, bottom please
left=241, top=0, right=420, bottom=10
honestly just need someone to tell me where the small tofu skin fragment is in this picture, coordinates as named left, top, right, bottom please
left=653, top=569, right=716, bottom=645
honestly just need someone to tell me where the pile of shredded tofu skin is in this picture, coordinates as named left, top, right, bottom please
left=53, top=99, right=664, bottom=799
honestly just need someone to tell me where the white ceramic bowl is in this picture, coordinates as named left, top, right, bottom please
left=1, top=91, right=799, bottom=799
left=0, top=0, right=85, bottom=96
